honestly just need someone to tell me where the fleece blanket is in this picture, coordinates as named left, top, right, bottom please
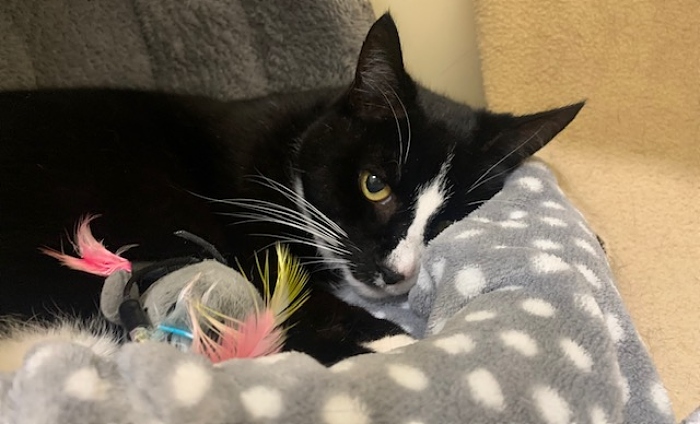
left=0, top=0, right=374, bottom=98
left=0, top=161, right=675, bottom=424
left=472, top=0, right=700, bottom=417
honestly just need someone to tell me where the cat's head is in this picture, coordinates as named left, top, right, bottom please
left=296, top=14, right=583, bottom=298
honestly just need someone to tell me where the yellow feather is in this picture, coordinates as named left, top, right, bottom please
left=269, top=244, right=310, bottom=325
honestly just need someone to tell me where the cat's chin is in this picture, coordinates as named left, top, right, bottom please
left=340, top=268, right=417, bottom=299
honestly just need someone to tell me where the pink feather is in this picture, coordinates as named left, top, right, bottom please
left=189, top=307, right=284, bottom=363
left=178, top=245, right=309, bottom=363
left=41, top=215, right=132, bottom=276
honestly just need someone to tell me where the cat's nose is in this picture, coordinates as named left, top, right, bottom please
left=379, top=265, right=406, bottom=285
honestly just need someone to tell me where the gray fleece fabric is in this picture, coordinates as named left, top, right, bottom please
left=0, top=0, right=374, bottom=99
left=0, top=1, right=684, bottom=422
left=0, top=161, right=677, bottom=424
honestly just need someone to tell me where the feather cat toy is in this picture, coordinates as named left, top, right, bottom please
left=42, top=215, right=310, bottom=363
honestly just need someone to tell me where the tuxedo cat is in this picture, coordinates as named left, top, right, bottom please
left=0, top=14, right=583, bottom=365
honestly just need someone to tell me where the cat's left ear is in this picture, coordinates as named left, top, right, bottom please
left=475, top=102, right=585, bottom=162
left=348, top=13, right=416, bottom=120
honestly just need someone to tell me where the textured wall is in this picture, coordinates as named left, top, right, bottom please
left=473, top=0, right=700, bottom=418
left=369, top=0, right=486, bottom=108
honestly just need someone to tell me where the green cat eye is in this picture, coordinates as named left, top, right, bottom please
left=359, top=170, right=392, bottom=202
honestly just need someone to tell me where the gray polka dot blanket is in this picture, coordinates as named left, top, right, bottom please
left=0, top=160, right=681, bottom=424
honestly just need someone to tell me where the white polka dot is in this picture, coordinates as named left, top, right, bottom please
left=532, top=239, right=562, bottom=250
left=23, top=346, right=57, bottom=376
left=64, top=367, right=111, bottom=401
left=494, top=285, right=523, bottom=292
left=498, top=220, right=528, bottom=229
left=171, top=362, right=212, bottom=407
left=531, top=252, right=570, bottom=273
left=454, top=266, right=487, bottom=298
left=500, top=330, right=538, bottom=356
left=518, top=177, right=543, bottom=192
left=253, top=352, right=291, bottom=364
left=541, top=217, right=568, bottom=227
left=574, top=238, right=598, bottom=255
left=323, top=395, right=370, bottom=424
left=575, top=263, right=602, bottom=289
left=464, top=310, right=497, bottom=322
left=590, top=405, right=610, bottom=424
left=430, top=258, right=446, bottom=283
left=650, top=381, right=673, bottom=415
left=533, top=385, right=571, bottom=424
left=521, top=298, right=556, bottom=317
left=364, top=335, right=416, bottom=353
left=619, top=375, right=630, bottom=404
left=470, top=217, right=491, bottom=223
left=430, top=318, right=447, bottom=334
left=526, top=161, right=549, bottom=170
left=241, top=386, right=283, bottom=419
left=387, top=364, right=429, bottom=391
left=560, top=338, right=593, bottom=372
left=416, top=267, right=432, bottom=290
left=466, top=368, right=504, bottom=411
left=577, top=221, right=595, bottom=236
left=509, top=210, right=528, bottom=219
left=542, top=201, right=565, bottom=210
left=330, top=360, right=354, bottom=373
left=574, top=293, right=603, bottom=318
left=433, top=334, right=475, bottom=354
left=455, top=229, right=484, bottom=239
left=372, top=310, right=387, bottom=319
left=605, top=313, right=625, bottom=343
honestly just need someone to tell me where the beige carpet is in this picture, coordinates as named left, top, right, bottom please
left=473, top=0, right=700, bottom=418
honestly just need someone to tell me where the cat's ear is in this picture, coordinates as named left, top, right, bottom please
left=476, top=102, right=585, bottom=162
left=348, top=13, right=415, bottom=120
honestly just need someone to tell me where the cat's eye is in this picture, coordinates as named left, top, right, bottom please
left=359, top=170, right=392, bottom=202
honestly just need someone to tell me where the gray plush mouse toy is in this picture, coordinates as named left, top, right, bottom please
left=43, top=215, right=309, bottom=363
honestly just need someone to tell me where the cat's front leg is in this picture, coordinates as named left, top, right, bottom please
left=283, top=289, right=414, bottom=366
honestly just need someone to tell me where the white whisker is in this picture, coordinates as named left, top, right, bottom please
left=219, top=198, right=342, bottom=242
left=465, top=199, right=522, bottom=207
left=466, top=164, right=520, bottom=194
left=248, top=175, right=347, bottom=237
left=222, top=211, right=345, bottom=250
left=468, top=124, right=545, bottom=193
left=365, top=81, right=404, bottom=173
left=385, top=84, right=411, bottom=165
left=251, top=232, right=351, bottom=256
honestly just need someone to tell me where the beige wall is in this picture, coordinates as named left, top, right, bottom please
left=369, top=0, right=486, bottom=108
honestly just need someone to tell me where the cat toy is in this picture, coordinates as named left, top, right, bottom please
left=42, top=215, right=309, bottom=363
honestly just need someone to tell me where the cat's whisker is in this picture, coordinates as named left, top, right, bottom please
left=385, top=84, right=411, bottom=165
left=219, top=199, right=342, bottom=243
left=466, top=164, right=520, bottom=195
left=298, top=256, right=351, bottom=268
left=467, top=124, right=545, bottom=193
left=223, top=211, right=343, bottom=251
left=251, top=232, right=351, bottom=256
left=465, top=199, right=522, bottom=207
left=249, top=175, right=347, bottom=237
left=189, top=189, right=337, bottom=238
left=365, top=81, right=404, bottom=172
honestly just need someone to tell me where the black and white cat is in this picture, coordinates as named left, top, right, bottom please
left=0, top=14, right=582, bottom=365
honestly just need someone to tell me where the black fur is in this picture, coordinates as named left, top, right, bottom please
left=0, top=14, right=582, bottom=364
